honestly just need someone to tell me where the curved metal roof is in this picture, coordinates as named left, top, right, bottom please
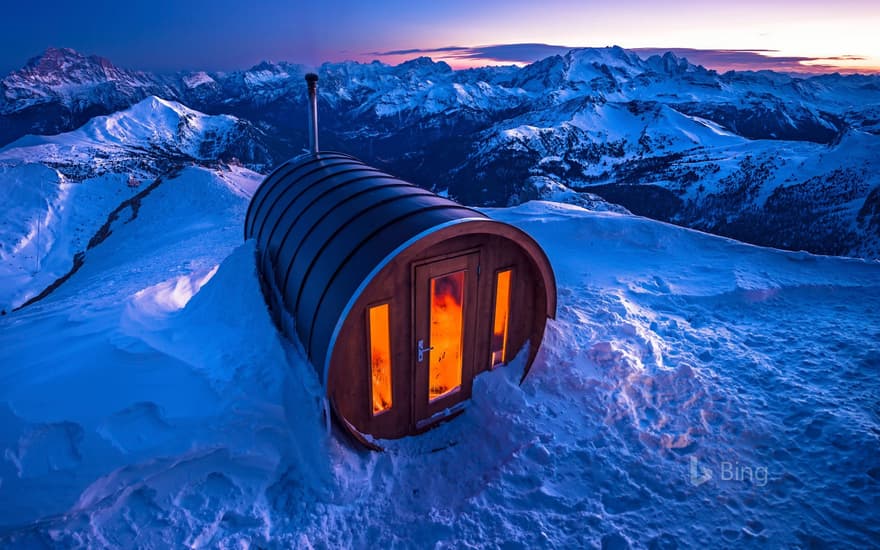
left=245, top=152, right=488, bottom=381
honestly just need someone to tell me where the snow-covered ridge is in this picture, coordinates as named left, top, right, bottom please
left=0, top=97, right=265, bottom=311
left=5, top=96, right=240, bottom=160
left=83, top=96, right=240, bottom=159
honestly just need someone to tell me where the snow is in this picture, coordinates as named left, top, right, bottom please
left=0, top=164, right=118, bottom=311
left=2, top=177, right=879, bottom=546
left=2, top=96, right=238, bottom=163
left=527, top=175, right=630, bottom=212
left=77, top=96, right=237, bottom=159
left=242, top=65, right=294, bottom=87
left=5, top=47, right=880, bottom=258
left=0, top=97, right=259, bottom=311
left=182, top=72, right=215, bottom=89
left=492, top=97, right=745, bottom=157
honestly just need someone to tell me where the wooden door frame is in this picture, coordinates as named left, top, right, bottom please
left=411, top=250, right=481, bottom=428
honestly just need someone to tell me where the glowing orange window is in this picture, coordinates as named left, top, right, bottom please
left=368, top=303, right=392, bottom=414
left=490, top=269, right=512, bottom=367
left=429, top=270, right=465, bottom=401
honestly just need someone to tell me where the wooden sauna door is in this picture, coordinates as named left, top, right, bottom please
left=413, top=251, right=480, bottom=427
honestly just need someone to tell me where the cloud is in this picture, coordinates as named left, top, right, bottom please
left=366, top=43, right=876, bottom=74
left=631, top=48, right=869, bottom=73
left=371, top=46, right=472, bottom=56
left=370, top=44, right=572, bottom=64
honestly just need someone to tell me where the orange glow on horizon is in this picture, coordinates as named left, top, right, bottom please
left=364, top=52, right=526, bottom=70
left=434, top=57, right=527, bottom=70
left=364, top=49, right=880, bottom=74
left=798, top=58, right=880, bottom=73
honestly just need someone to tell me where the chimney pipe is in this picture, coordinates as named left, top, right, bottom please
left=305, top=73, right=319, bottom=154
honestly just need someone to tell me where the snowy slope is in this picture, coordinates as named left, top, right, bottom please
left=0, top=96, right=266, bottom=311
left=5, top=96, right=239, bottom=164
left=1, top=179, right=878, bottom=547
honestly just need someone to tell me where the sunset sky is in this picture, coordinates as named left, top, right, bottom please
left=1, top=0, right=878, bottom=74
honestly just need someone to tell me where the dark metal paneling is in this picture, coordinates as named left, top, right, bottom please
left=244, top=152, right=355, bottom=239
left=281, top=187, right=439, bottom=304
left=252, top=158, right=365, bottom=242
left=255, top=164, right=379, bottom=244
left=245, top=152, right=487, bottom=384
left=308, top=206, right=483, bottom=365
left=272, top=179, right=425, bottom=289
left=262, top=170, right=386, bottom=260
left=293, top=198, right=468, bottom=348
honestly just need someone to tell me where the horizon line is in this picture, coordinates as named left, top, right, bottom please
left=6, top=43, right=880, bottom=78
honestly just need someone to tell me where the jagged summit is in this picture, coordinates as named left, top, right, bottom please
left=24, top=47, right=113, bottom=71
left=3, top=94, right=270, bottom=165
left=397, top=55, right=453, bottom=72
left=569, top=45, right=643, bottom=66
left=643, top=51, right=694, bottom=75
left=1, top=47, right=173, bottom=120
left=11, top=47, right=145, bottom=87
left=247, top=59, right=304, bottom=74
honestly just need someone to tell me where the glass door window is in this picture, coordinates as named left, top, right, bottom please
left=428, top=271, right=465, bottom=400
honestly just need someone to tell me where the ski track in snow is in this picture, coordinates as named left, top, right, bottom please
left=0, top=175, right=879, bottom=547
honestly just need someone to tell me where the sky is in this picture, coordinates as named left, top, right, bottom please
left=1, top=0, right=878, bottom=75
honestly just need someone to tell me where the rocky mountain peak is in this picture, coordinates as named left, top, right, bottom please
left=16, top=47, right=120, bottom=84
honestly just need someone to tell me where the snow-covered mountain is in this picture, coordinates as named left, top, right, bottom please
left=6, top=47, right=875, bottom=145
left=1, top=48, right=172, bottom=111
left=0, top=96, right=268, bottom=311
left=0, top=48, right=178, bottom=144
left=3, top=46, right=878, bottom=257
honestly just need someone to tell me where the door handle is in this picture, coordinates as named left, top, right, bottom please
left=417, top=339, right=433, bottom=363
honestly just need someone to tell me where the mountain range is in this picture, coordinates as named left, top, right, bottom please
left=2, top=46, right=880, bottom=261
left=2, top=48, right=880, bottom=547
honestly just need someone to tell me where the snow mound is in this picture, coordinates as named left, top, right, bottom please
left=0, top=170, right=332, bottom=538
